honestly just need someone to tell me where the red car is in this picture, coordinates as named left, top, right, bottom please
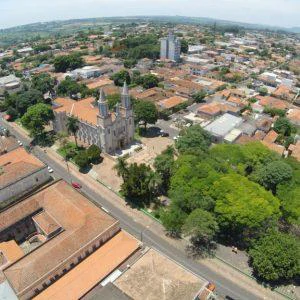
left=72, top=182, right=82, bottom=189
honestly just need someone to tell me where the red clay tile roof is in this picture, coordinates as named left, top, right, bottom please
left=256, top=95, right=288, bottom=110
left=32, top=211, right=61, bottom=237
left=2, top=180, right=118, bottom=296
left=0, top=148, right=45, bottom=189
left=287, top=108, right=300, bottom=125
left=198, top=103, right=222, bottom=116
left=263, top=130, right=278, bottom=144
left=54, top=97, right=99, bottom=126
left=288, top=141, right=300, bottom=161
left=158, top=96, right=188, bottom=109
left=34, top=231, right=139, bottom=300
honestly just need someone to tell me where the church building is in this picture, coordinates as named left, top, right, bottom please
left=52, top=82, right=135, bottom=154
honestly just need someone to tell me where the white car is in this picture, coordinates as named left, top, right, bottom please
left=47, top=166, right=54, bottom=173
left=18, top=140, right=23, bottom=146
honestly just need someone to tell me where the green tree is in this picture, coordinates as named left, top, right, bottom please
left=5, top=89, right=44, bottom=117
left=274, top=117, right=294, bottom=136
left=111, top=70, right=131, bottom=86
left=277, top=183, right=300, bottom=226
left=253, top=161, right=293, bottom=193
left=169, top=160, right=219, bottom=214
left=154, top=146, right=175, bottom=191
left=180, top=39, right=189, bottom=53
left=106, top=94, right=120, bottom=110
left=121, top=163, right=158, bottom=205
left=161, top=206, right=187, bottom=236
left=21, top=103, right=54, bottom=138
left=258, top=86, right=268, bottom=96
left=134, top=100, right=158, bottom=129
left=132, top=70, right=143, bottom=85
left=74, top=151, right=90, bottom=170
left=192, top=91, right=207, bottom=103
left=249, top=231, right=300, bottom=282
left=141, top=74, right=159, bottom=89
left=54, top=53, right=84, bottom=72
left=31, top=73, right=55, bottom=94
left=114, top=157, right=129, bottom=181
left=57, top=77, right=89, bottom=98
left=213, top=174, right=281, bottom=240
left=124, top=59, right=137, bottom=68
left=183, top=209, right=219, bottom=251
left=86, top=144, right=101, bottom=163
left=176, top=125, right=212, bottom=155
left=66, top=116, right=79, bottom=147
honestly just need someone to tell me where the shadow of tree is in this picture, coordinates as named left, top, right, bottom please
left=186, top=238, right=218, bottom=259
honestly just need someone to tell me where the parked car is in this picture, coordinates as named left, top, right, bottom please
left=160, top=130, right=169, bottom=137
left=47, top=166, right=53, bottom=173
left=72, top=182, right=82, bottom=189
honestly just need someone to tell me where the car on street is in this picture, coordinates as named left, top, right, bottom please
left=72, top=182, right=82, bottom=189
left=47, top=166, right=53, bottom=173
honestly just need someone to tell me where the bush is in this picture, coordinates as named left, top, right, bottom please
left=86, top=145, right=101, bottom=163
left=74, top=151, right=90, bottom=169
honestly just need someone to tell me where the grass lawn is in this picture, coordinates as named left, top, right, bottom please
left=57, top=142, right=84, bottom=159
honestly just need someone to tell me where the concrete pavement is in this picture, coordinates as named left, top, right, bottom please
left=0, top=118, right=286, bottom=300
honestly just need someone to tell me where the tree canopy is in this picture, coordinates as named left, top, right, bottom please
left=134, top=100, right=158, bottom=128
left=21, top=103, right=54, bottom=138
left=213, top=174, right=281, bottom=237
left=111, top=70, right=131, bottom=86
left=31, top=73, right=55, bottom=94
left=249, top=231, right=300, bottom=282
left=175, top=125, right=212, bottom=155
left=53, top=53, right=84, bottom=72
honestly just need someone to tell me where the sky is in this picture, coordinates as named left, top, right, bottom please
left=0, top=0, right=300, bottom=29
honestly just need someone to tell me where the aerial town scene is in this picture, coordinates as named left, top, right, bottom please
left=0, top=1, right=299, bottom=299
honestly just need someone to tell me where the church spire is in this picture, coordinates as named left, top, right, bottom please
left=122, top=81, right=129, bottom=96
left=121, top=81, right=131, bottom=109
left=98, top=88, right=109, bottom=118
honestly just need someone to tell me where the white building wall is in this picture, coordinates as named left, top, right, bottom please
left=0, top=168, right=51, bottom=203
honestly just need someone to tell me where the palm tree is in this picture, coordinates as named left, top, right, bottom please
left=146, top=171, right=162, bottom=197
left=66, top=116, right=79, bottom=147
left=114, top=157, right=129, bottom=181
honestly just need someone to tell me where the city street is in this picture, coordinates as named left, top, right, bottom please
left=0, top=117, right=285, bottom=300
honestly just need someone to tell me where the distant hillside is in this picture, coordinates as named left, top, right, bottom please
left=0, top=15, right=299, bottom=47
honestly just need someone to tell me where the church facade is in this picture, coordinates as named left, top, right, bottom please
left=52, top=82, right=135, bottom=154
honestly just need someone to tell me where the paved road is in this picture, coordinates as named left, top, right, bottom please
left=1, top=119, right=273, bottom=300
